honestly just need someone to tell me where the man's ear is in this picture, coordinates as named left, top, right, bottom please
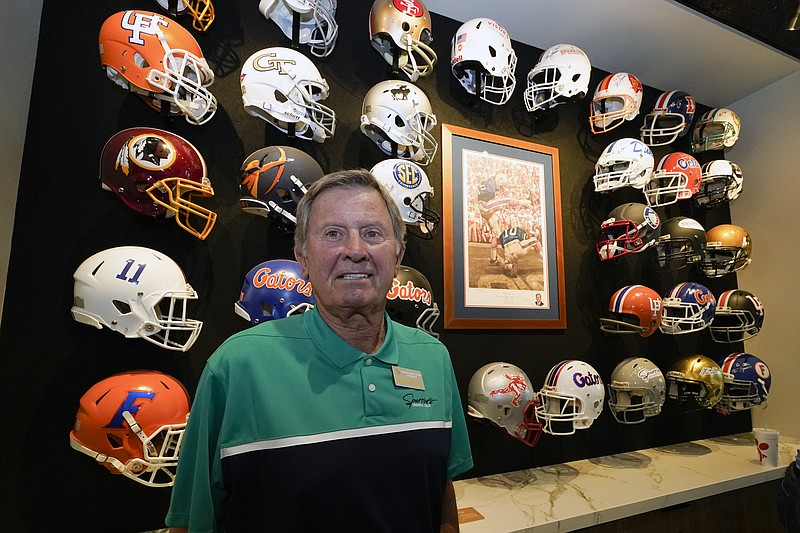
left=295, top=248, right=309, bottom=279
left=394, top=243, right=406, bottom=276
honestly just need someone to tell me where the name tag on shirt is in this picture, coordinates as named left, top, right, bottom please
left=392, top=366, right=425, bottom=391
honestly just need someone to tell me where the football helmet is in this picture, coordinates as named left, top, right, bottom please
left=607, top=357, right=666, bottom=424
left=639, top=90, right=696, bottom=146
left=709, top=289, right=765, bottom=343
left=700, top=224, right=752, bottom=278
left=694, top=160, right=744, bottom=208
left=151, top=0, right=214, bottom=31
left=360, top=80, right=438, bottom=165
left=599, top=285, right=662, bottom=337
left=592, top=138, right=654, bottom=193
left=369, top=0, right=436, bottom=81
left=239, top=145, right=324, bottom=226
left=717, top=353, right=771, bottom=413
left=241, top=47, right=336, bottom=143
left=651, top=216, right=706, bottom=272
left=259, top=0, right=338, bottom=58
left=370, top=159, right=439, bottom=238
left=99, top=10, right=217, bottom=125
left=659, top=282, right=716, bottom=335
left=589, top=72, right=643, bottom=134
left=235, top=260, right=315, bottom=325
left=643, top=152, right=702, bottom=207
left=524, top=44, right=591, bottom=112
left=467, top=362, right=542, bottom=447
left=691, top=107, right=741, bottom=153
left=666, top=355, right=725, bottom=412
left=71, top=246, right=202, bottom=352
left=535, top=360, right=604, bottom=435
left=69, top=370, right=190, bottom=487
left=450, top=18, right=517, bottom=105
left=386, top=265, right=440, bottom=338
left=100, top=128, right=216, bottom=240
left=596, top=202, right=661, bottom=261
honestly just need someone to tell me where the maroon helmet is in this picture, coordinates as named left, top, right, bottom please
left=100, top=127, right=216, bottom=239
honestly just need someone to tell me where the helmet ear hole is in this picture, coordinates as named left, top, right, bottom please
left=394, top=115, right=406, bottom=128
left=106, top=434, right=124, bottom=449
left=488, top=46, right=497, bottom=58
left=274, top=90, right=288, bottom=104
left=113, top=300, right=132, bottom=315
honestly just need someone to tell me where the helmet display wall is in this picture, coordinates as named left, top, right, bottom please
left=2, top=1, right=755, bottom=530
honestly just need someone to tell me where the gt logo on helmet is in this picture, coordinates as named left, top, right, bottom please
left=253, top=53, right=297, bottom=74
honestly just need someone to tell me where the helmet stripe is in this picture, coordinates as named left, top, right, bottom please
left=612, top=285, right=636, bottom=312
left=547, top=360, right=572, bottom=386
left=720, top=353, right=741, bottom=373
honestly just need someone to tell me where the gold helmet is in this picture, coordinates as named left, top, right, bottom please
left=369, top=0, right=437, bottom=81
left=666, top=355, right=725, bottom=412
left=701, top=224, right=752, bottom=278
left=152, top=0, right=215, bottom=32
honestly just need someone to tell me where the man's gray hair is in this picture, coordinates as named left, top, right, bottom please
left=294, top=168, right=406, bottom=256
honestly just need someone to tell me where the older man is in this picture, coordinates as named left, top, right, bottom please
left=166, top=169, right=472, bottom=532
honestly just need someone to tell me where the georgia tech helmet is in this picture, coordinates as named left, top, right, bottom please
left=69, top=370, right=190, bottom=487
left=370, top=159, right=440, bottom=238
left=99, top=10, right=217, bottom=125
left=369, top=0, right=436, bottom=81
left=100, top=128, right=216, bottom=240
left=385, top=265, right=440, bottom=338
left=240, top=47, right=336, bottom=143
left=239, top=145, right=324, bottom=228
left=599, top=285, right=662, bottom=337
left=71, top=246, right=202, bottom=352
left=467, top=362, right=543, bottom=447
left=235, top=259, right=315, bottom=325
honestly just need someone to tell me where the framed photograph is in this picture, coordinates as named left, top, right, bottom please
left=441, top=124, right=566, bottom=329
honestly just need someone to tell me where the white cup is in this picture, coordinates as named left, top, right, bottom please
left=753, top=428, right=780, bottom=467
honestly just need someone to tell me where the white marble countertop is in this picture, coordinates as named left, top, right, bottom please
left=454, top=432, right=799, bottom=532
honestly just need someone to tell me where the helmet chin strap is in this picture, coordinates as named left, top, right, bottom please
left=123, top=410, right=158, bottom=457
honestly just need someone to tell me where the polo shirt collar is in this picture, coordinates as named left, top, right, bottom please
left=304, top=308, right=399, bottom=368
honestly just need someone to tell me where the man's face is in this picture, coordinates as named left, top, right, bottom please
left=296, top=186, right=404, bottom=318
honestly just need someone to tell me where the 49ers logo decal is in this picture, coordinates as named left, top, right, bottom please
left=393, top=0, right=424, bottom=17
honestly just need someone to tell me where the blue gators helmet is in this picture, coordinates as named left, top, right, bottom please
left=659, top=282, right=716, bottom=334
left=235, top=259, right=315, bottom=325
left=717, top=352, right=771, bottom=414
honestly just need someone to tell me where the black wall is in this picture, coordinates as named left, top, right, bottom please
left=0, top=1, right=749, bottom=531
